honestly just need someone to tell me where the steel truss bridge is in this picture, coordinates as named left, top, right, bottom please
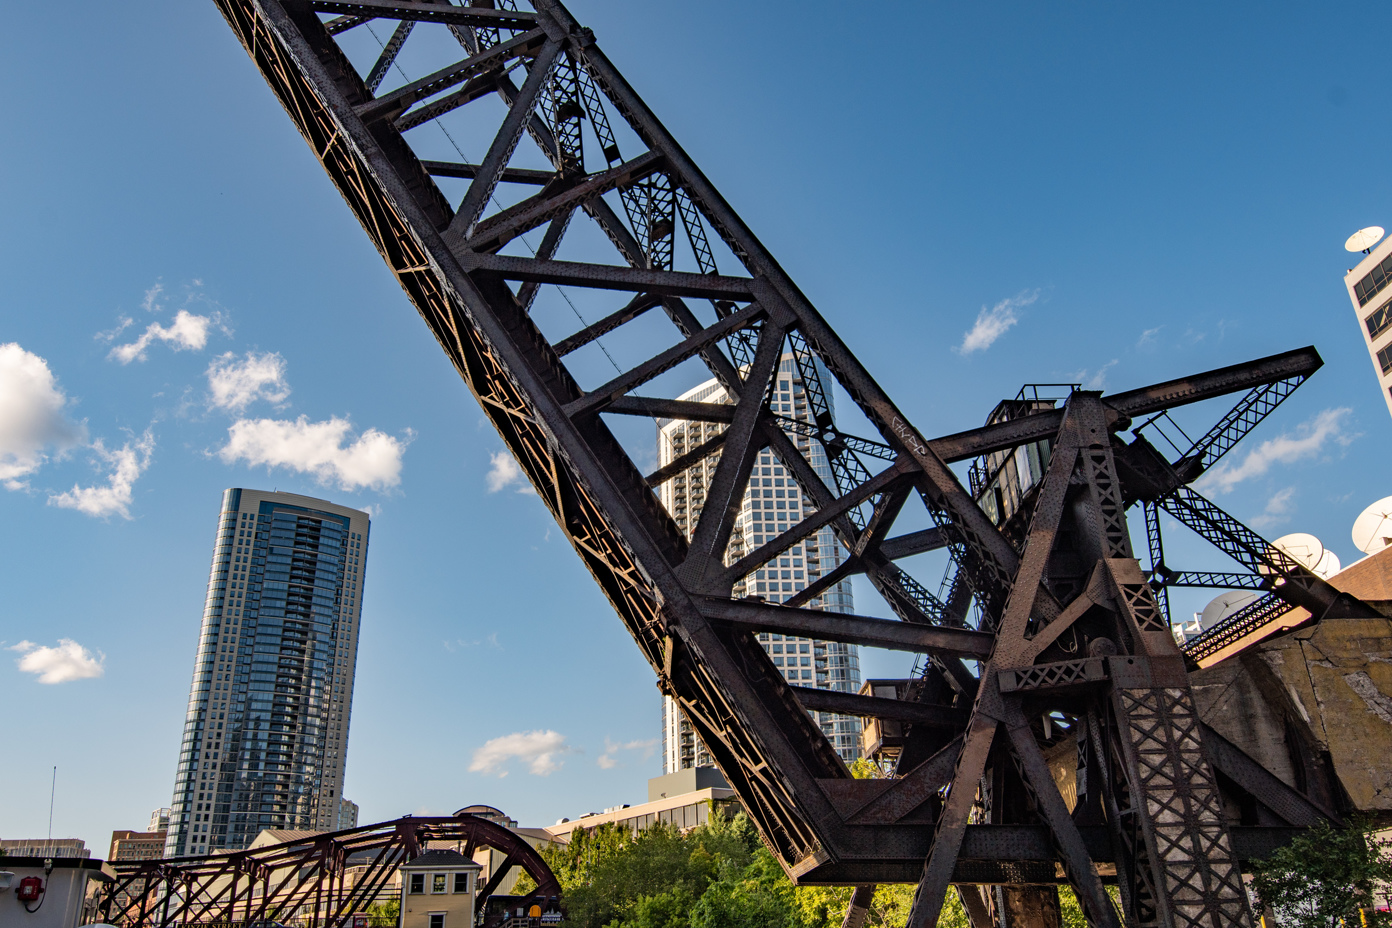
left=108, top=1, right=1384, bottom=926
left=98, top=813, right=559, bottom=927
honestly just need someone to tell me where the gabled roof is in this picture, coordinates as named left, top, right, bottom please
left=401, top=848, right=482, bottom=870
left=249, top=829, right=321, bottom=849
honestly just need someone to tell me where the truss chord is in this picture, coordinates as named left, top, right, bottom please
left=1142, top=501, right=1172, bottom=625
left=312, top=0, right=537, bottom=30
left=1166, top=571, right=1269, bottom=590
left=1180, top=375, right=1309, bottom=471
left=1180, top=592, right=1293, bottom=663
left=1160, top=486, right=1376, bottom=620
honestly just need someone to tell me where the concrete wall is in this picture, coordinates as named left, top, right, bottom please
left=1193, top=608, right=1392, bottom=814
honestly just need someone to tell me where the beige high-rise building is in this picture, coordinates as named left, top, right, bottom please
left=656, top=356, right=861, bottom=770
left=166, top=489, right=369, bottom=856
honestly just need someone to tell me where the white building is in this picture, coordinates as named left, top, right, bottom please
left=1342, top=231, right=1392, bottom=418
left=165, top=489, right=370, bottom=856
left=657, top=356, right=862, bottom=768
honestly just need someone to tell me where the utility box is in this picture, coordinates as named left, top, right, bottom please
left=0, top=857, right=110, bottom=928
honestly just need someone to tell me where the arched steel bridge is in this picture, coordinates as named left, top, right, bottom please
left=97, top=812, right=559, bottom=927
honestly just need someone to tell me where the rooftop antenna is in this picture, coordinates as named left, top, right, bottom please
left=1352, top=496, right=1392, bottom=555
left=1268, top=532, right=1341, bottom=579
left=47, top=766, right=56, bottom=850
left=1345, top=226, right=1385, bottom=254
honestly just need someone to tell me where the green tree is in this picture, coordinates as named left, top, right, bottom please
left=783, top=757, right=968, bottom=928
left=365, top=897, right=399, bottom=927
left=690, top=848, right=807, bottom=928
left=541, top=811, right=761, bottom=928
left=792, top=882, right=971, bottom=928
left=628, top=886, right=700, bottom=928
left=542, top=804, right=987, bottom=928
left=1251, top=817, right=1392, bottom=928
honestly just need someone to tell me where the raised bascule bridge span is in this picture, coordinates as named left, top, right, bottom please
left=98, top=2, right=1392, bottom=927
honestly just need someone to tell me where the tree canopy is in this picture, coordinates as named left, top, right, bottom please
left=537, top=806, right=969, bottom=928
left=1250, top=817, right=1392, bottom=928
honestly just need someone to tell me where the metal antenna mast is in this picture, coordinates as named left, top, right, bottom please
left=199, top=3, right=1377, bottom=927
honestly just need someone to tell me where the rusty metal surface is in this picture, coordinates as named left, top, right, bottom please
left=97, top=813, right=559, bottom=927
left=199, top=3, right=1381, bottom=927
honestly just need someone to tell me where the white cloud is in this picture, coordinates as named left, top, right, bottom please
left=142, top=282, right=164, bottom=313
left=1250, top=486, right=1296, bottom=530
left=10, top=639, right=105, bottom=684
left=597, top=737, right=659, bottom=770
left=48, top=429, right=155, bottom=519
left=469, top=730, right=569, bottom=777
left=96, top=316, right=135, bottom=343
left=1199, top=408, right=1356, bottom=494
left=218, top=416, right=411, bottom=491
left=1086, top=359, right=1119, bottom=390
left=486, top=450, right=534, bottom=494
left=956, top=290, right=1038, bottom=355
left=0, top=344, right=88, bottom=490
left=206, top=351, right=291, bottom=412
left=109, top=310, right=215, bottom=364
left=1137, top=326, right=1163, bottom=349
left=442, top=633, right=501, bottom=652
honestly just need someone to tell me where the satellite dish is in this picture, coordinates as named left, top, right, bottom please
left=1200, top=591, right=1260, bottom=630
left=1263, top=533, right=1340, bottom=579
left=1352, top=496, right=1392, bottom=555
left=1346, top=226, right=1385, bottom=253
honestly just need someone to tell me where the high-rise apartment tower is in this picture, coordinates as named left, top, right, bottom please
left=165, top=489, right=369, bottom=856
left=1343, top=230, right=1392, bottom=419
left=657, top=356, right=861, bottom=770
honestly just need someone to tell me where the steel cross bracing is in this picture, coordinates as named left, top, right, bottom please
left=210, top=3, right=1374, bottom=927
left=96, top=813, right=560, bottom=928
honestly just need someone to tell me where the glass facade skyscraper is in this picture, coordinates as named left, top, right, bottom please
left=165, top=489, right=369, bottom=856
left=658, top=356, right=862, bottom=770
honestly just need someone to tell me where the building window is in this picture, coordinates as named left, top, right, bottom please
left=409, top=874, right=425, bottom=894
left=430, top=915, right=445, bottom=928
left=1366, top=302, right=1392, bottom=341
left=1379, top=344, right=1392, bottom=375
left=454, top=872, right=470, bottom=893
left=432, top=874, right=447, bottom=893
left=1356, top=255, right=1392, bottom=306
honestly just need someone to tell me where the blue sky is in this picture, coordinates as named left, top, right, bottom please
left=3, top=0, right=1391, bottom=852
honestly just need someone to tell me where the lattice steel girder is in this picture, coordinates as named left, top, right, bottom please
left=930, top=346, right=1321, bottom=464
left=1161, top=486, right=1381, bottom=622
left=209, top=2, right=1358, bottom=925
left=98, top=814, right=559, bottom=928
left=312, top=0, right=538, bottom=29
